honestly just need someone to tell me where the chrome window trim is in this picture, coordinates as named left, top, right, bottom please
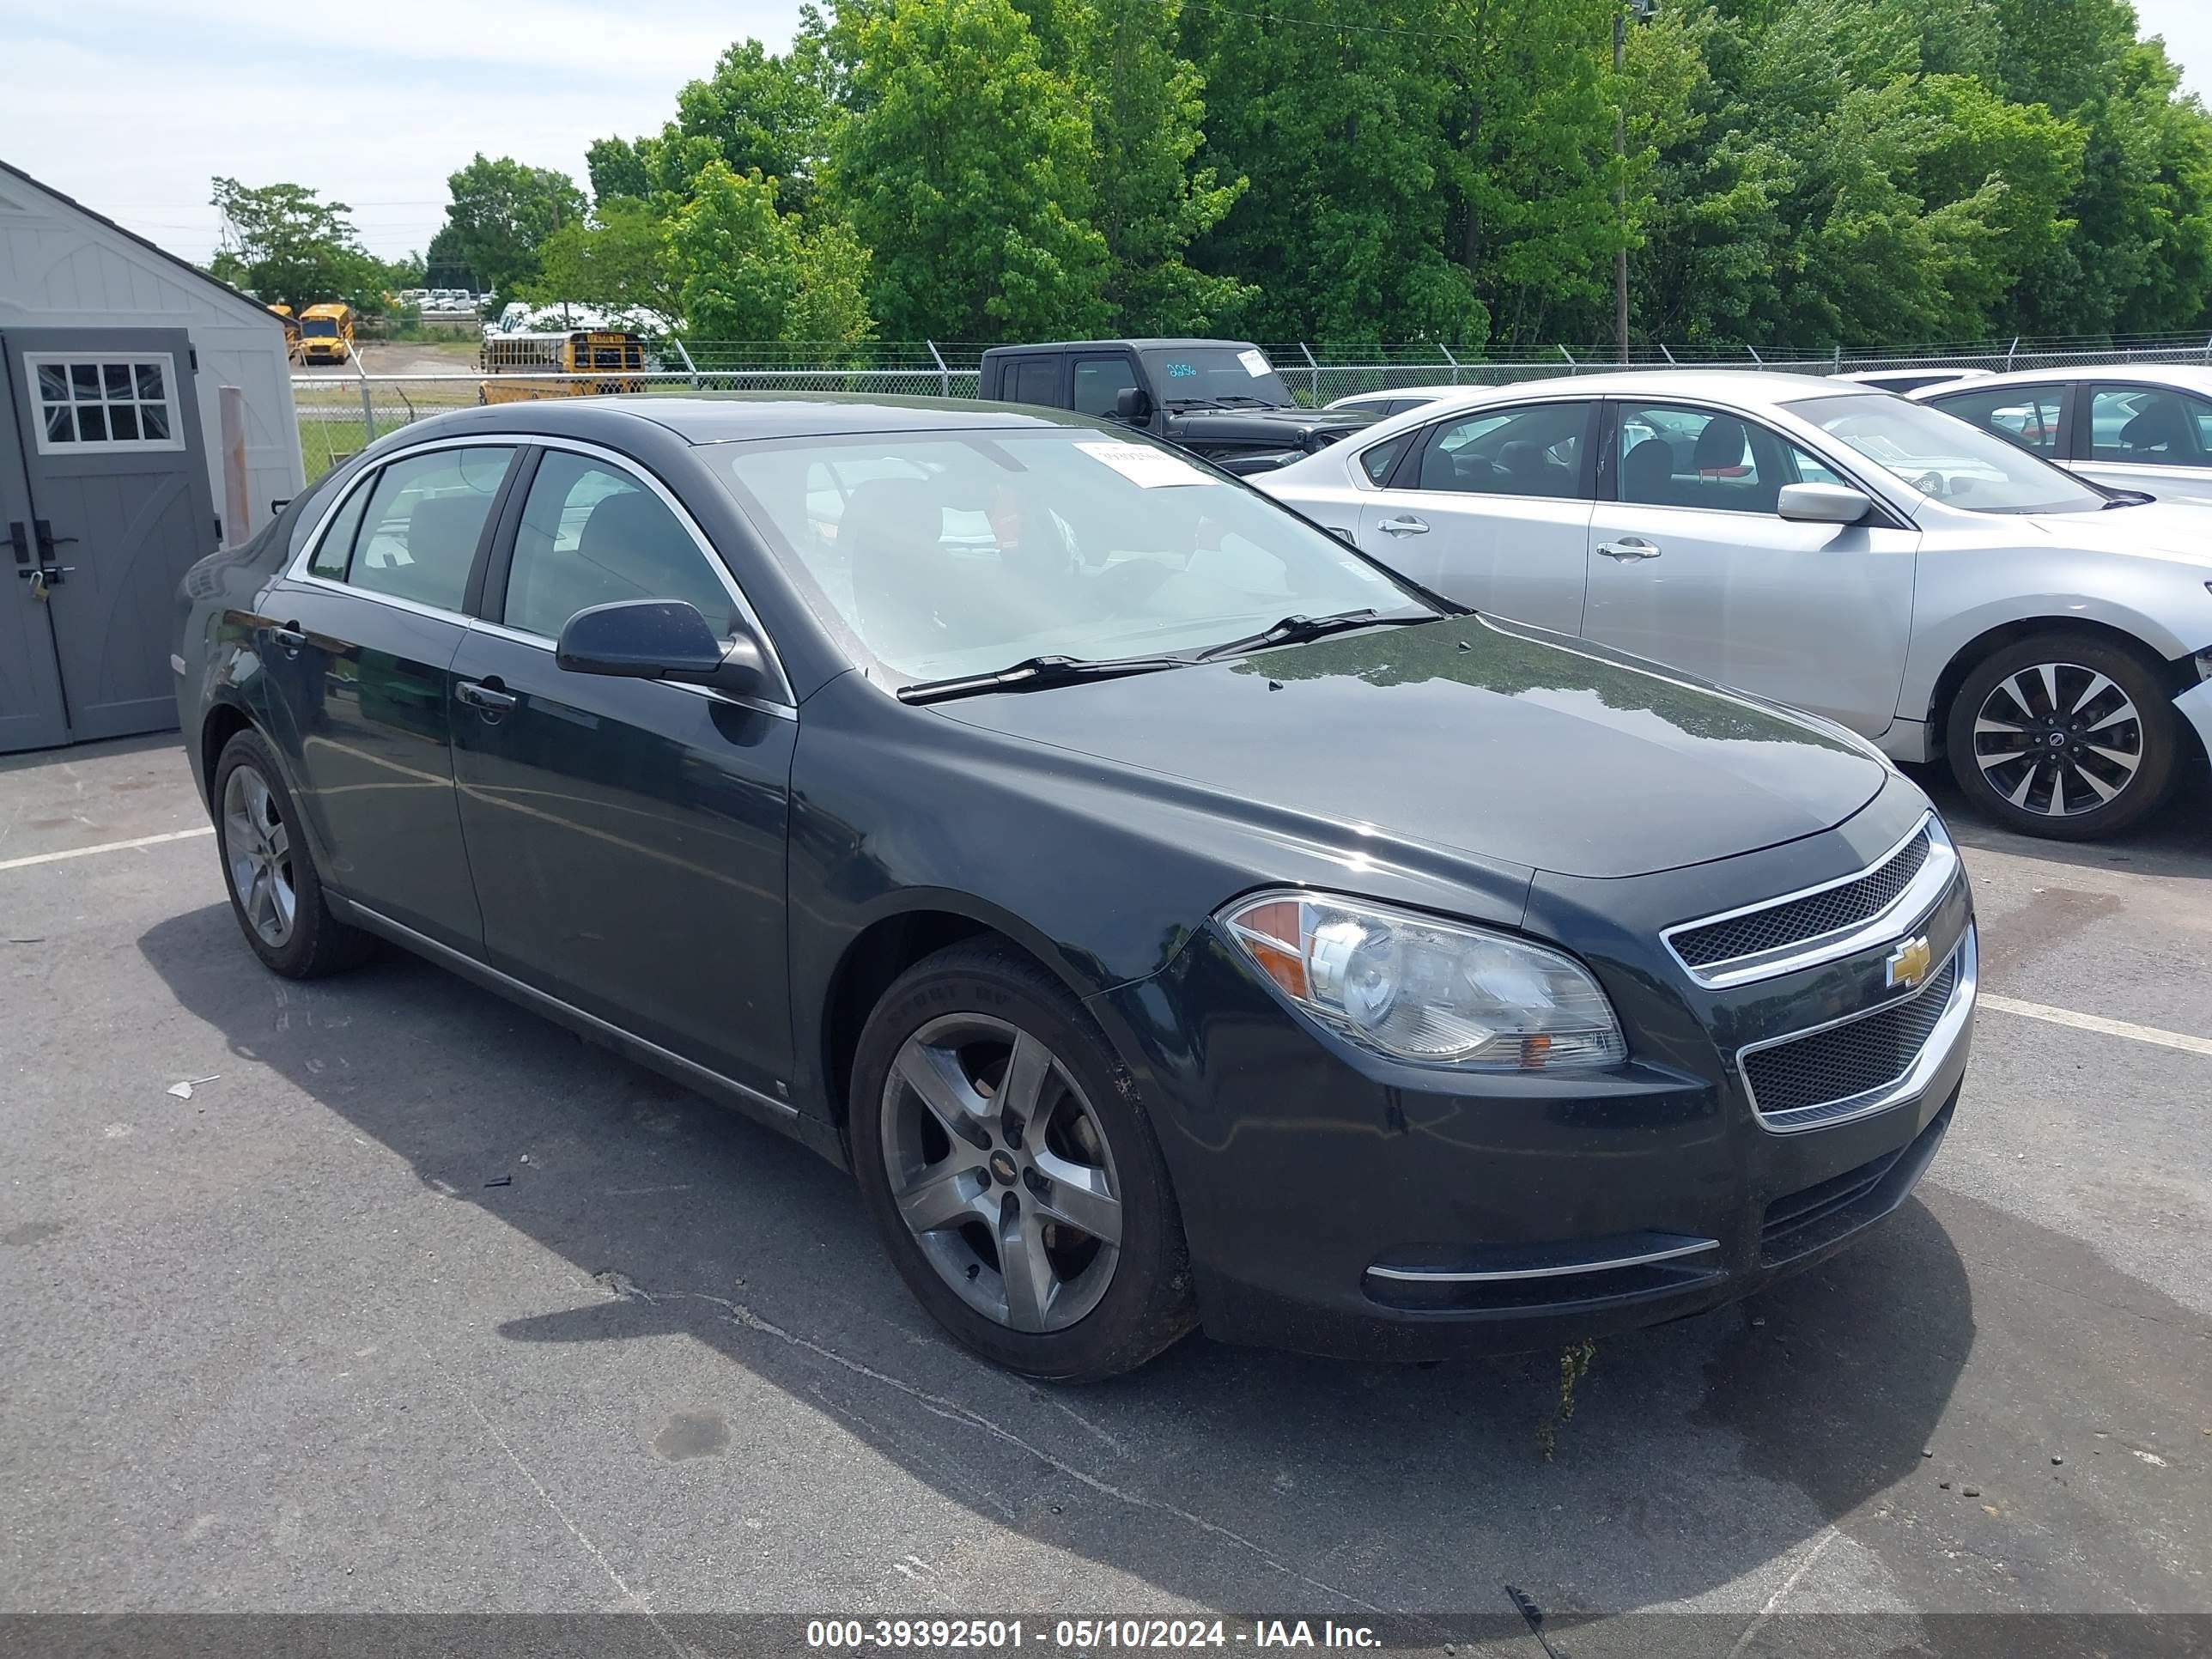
left=283, top=430, right=797, bottom=709
left=1365, top=1237, right=1720, bottom=1285
left=1737, top=925, right=1977, bottom=1135
left=1662, top=811, right=1955, bottom=988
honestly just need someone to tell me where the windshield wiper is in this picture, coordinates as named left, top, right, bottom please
left=896, top=653, right=1189, bottom=705
left=1164, top=397, right=1226, bottom=411
left=1194, top=609, right=1426, bottom=661
left=1211, top=394, right=1280, bottom=408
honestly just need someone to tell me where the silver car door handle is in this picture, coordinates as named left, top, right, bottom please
left=1596, top=538, right=1662, bottom=561
left=1376, top=516, right=1430, bottom=537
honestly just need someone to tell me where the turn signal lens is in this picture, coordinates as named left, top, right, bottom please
left=1218, top=891, right=1627, bottom=1070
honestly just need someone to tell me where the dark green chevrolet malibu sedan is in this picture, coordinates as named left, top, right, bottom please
left=175, top=395, right=1975, bottom=1379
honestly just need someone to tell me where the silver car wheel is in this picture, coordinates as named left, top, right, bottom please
left=222, top=763, right=298, bottom=947
left=1972, top=660, right=2142, bottom=818
left=878, top=1012, right=1123, bottom=1334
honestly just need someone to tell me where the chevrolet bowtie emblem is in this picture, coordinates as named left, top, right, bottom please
left=1886, top=935, right=1933, bottom=991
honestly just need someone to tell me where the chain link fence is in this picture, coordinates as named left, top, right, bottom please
left=293, top=332, right=2212, bottom=480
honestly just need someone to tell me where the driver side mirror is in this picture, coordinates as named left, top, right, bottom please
left=1114, top=386, right=1153, bottom=424
left=1777, top=482, right=1873, bottom=525
left=556, top=599, right=765, bottom=696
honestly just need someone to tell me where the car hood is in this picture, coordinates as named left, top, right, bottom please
left=2026, top=500, right=2212, bottom=569
left=1168, top=406, right=1373, bottom=443
left=928, top=617, right=1888, bottom=878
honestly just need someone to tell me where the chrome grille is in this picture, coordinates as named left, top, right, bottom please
left=1742, top=954, right=1960, bottom=1127
left=1674, top=827, right=1932, bottom=970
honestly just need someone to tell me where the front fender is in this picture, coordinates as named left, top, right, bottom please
left=1898, top=589, right=2209, bottom=728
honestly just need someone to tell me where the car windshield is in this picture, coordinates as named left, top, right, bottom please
left=1786, top=392, right=2110, bottom=514
left=1139, top=347, right=1294, bottom=408
left=301, top=319, right=337, bottom=337
left=714, top=427, right=1431, bottom=682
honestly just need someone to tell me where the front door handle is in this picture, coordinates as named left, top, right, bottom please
left=1376, top=516, right=1430, bottom=537
left=268, top=622, right=307, bottom=653
left=456, top=678, right=518, bottom=714
left=1596, top=537, right=1662, bottom=561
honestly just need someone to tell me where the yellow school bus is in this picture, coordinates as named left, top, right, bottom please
left=479, top=330, right=646, bottom=404
left=267, top=304, right=301, bottom=361
left=298, top=303, right=354, bottom=365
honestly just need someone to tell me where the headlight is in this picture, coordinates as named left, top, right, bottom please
left=1218, top=890, right=1627, bottom=1071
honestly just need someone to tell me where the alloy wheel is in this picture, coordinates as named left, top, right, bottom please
left=222, top=764, right=298, bottom=947
left=878, top=1012, right=1123, bottom=1334
left=1970, top=660, right=2143, bottom=820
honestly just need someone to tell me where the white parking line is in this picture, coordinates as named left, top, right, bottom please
left=0, top=826, right=213, bottom=872
left=1980, top=994, right=2212, bottom=1059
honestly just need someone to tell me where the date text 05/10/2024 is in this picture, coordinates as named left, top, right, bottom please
left=803, top=1620, right=1383, bottom=1650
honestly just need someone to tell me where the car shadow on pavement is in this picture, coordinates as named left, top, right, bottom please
left=134, top=900, right=2008, bottom=1620
left=1905, top=763, right=2212, bottom=880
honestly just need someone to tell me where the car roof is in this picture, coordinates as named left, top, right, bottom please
left=1403, top=369, right=1875, bottom=408
left=386, top=392, right=1096, bottom=447
left=1905, top=362, right=2212, bottom=398
left=982, top=338, right=1258, bottom=355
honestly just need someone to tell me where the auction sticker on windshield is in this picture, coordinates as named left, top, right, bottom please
left=1076, top=441, right=1218, bottom=489
left=1237, top=349, right=1271, bottom=377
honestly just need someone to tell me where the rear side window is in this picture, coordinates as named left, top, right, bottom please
left=1929, top=386, right=2065, bottom=457
left=342, top=447, right=513, bottom=612
left=308, top=477, right=373, bottom=580
left=1009, top=357, right=1059, bottom=405
left=1412, top=403, right=1589, bottom=500
left=1358, top=431, right=1413, bottom=485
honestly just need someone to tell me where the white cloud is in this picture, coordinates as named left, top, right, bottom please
left=2134, top=0, right=2212, bottom=101
left=3, top=0, right=805, bottom=261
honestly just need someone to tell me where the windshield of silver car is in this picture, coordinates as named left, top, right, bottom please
left=714, top=428, right=1431, bottom=681
left=1788, top=392, right=2112, bottom=514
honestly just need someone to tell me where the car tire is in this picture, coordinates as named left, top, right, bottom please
left=212, top=728, right=374, bottom=979
left=1945, top=632, right=2178, bottom=841
left=849, top=941, right=1195, bottom=1381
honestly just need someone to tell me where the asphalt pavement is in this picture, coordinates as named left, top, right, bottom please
left=2, top=736, right=2206, bottom=1658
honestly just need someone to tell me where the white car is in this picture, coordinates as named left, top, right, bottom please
left=1260, top=369, right=2212, bottom=840
left=1325, top=384, right=1482, bottom=418
left=1830, top=368, right=1994, bottom=394
left=1909, top=362, right=2212, bottom=507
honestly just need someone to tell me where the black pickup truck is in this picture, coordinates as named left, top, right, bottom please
left=977, top=338, right=1373, bottom=475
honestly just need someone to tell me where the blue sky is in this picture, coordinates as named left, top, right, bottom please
left=2, top=0, right=2207, bottom=267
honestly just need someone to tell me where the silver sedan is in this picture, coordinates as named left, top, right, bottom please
left=1909, top=362, right=2212, bottom=506
left=1260, top=369, right=2212, bottom=841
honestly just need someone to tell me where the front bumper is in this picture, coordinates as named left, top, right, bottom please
left=2176, top=676, right=2212, bottom=765
left=1090, top=793, right=1975, bottom=1361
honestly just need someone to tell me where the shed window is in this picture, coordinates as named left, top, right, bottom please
left=28, top=353, right=184, bottom=454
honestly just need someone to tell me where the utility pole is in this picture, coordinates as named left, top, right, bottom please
left=1613, top=3, right=1629, bottom=363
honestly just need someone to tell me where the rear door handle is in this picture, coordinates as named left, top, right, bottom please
left=1376, top=516, right=1430, bottom=537
left=456, top=678, right=518, bottom=713
left=1596, top=538, right=1662, bottom=561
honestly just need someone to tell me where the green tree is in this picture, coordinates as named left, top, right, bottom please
left=585, top=137, right=654, bottom=204
left=520, top=198, right=685, bottom=328
left=207, top=178, right=380, bottom=311
left=669, top=160, right=876, bottom=347
left=440, top=155, right=587, bottom=297
left=1183, top=2, right=1484, bottom=342
left=422, top=222, right=476, bottom=289
left=828, top=0, right=1110, bottom=341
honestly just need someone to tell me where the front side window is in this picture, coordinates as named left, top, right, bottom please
left=29, top=354, right=183, bottom=452
left=714, top=427, right=1429, bottom=681
left=1412, top=402, right=1589, bottom=500
left=340, top=447, right=513, bottom=611
left=1613, top=402, right=1836, bottom=514
left=2088, top=385, right=2212, bottom=465
left=1929, top=386, right=2066, bottom=456
left=504, top=452, right=735, bottom=640
left=1073, top=357, right=1141, bottom=418
left=1787, top=393, right=2107, bottom=514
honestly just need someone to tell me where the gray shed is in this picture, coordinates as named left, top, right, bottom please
left=0, top=159, right=304, bottom=752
